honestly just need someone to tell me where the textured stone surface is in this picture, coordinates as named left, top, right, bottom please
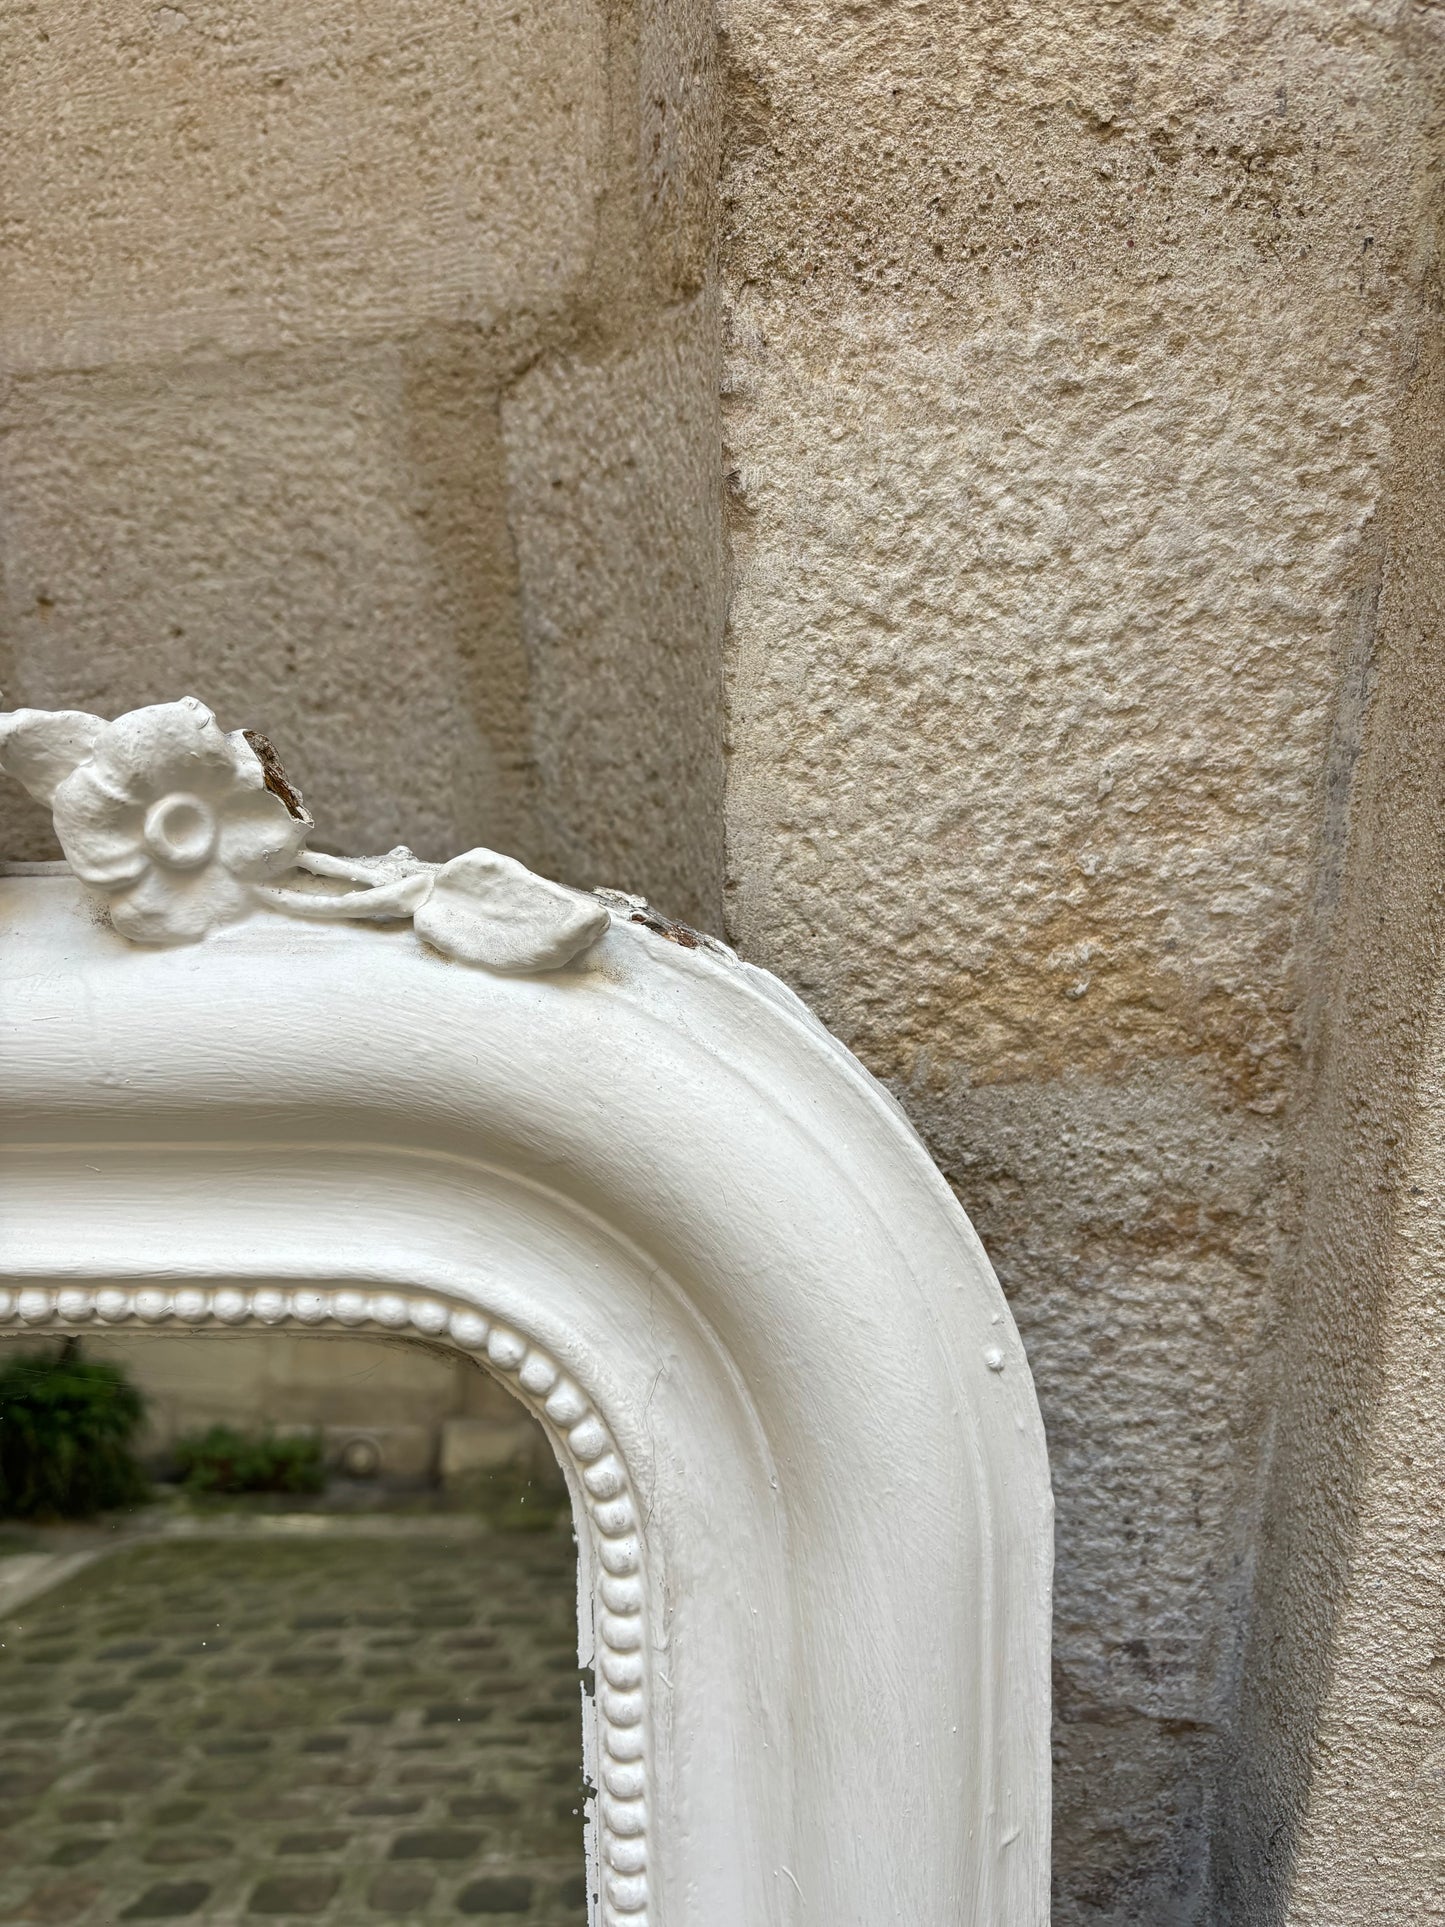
left=0, top=0, right=725, bottom=926
left=0, top=1533, right=586, bottom=1926
left=716, top=0, right=1444, bottom=1916
left=502, top=299, right=726, bottom=921
left=0, top=348, right=539, bottom=867
left=3, top=0, right=1443, bottom=1914
left=1281, top=1093, right=1445, bottom=1927
left=0, top=0, right=607, bottom=371
left=1219, top=333, right=1445, bottom=1926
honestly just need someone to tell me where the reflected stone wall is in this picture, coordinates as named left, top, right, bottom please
left=101, top=1333, right=559, bottom=1491
left=4, top=1332, right=558, bottom=1493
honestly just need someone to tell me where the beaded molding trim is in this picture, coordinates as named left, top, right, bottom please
left=0, top=1284, right=651, bottom=1927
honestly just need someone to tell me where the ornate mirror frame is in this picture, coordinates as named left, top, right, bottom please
left=0, top=703, right=1053, bottom=1927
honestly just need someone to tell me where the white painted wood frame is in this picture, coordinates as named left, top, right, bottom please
left=0, top=867, right=1052, bottom=1926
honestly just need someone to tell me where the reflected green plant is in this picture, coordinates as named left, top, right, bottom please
left=172, top=1425, right=325, bottom=1497
left=0, top=1338, right=149, bottom=1519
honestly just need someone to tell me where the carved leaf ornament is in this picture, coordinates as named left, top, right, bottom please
left=0, top=697, right=611, bottom=971
left=0, top=705, right=1057, bottom=1924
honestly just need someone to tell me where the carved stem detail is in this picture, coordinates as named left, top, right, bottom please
left=0, top=698, right=611, bottom=973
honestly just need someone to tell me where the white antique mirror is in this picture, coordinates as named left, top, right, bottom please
left=0, top=699, right=1053, bottom=1926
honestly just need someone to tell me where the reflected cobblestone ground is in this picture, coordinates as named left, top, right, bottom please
left=0, top=1530, right=587, bottom=1926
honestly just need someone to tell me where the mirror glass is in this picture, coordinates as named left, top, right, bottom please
left=0, top=1331, right=589, bottom=1926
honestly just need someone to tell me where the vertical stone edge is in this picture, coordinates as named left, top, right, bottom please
left=1214, top=298, right=1445, bottom=1922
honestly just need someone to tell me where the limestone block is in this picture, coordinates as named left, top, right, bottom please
left=0, top=344, right=535, bottom=864
left=1216, top=334, right=1445, bottom=1924
left=502, top=300, right=726, bottom=926
left=723, top=294, right=1390, bottom=1097
left=1282, top=1112, right=1445, bottom=1925
left=0, top=0, right=607, bottom=372
left=639, top=0, right=720, bottom=297
left=721, top=290, right=1392, bottom=1912
left=717, top=0, right=1440, bottom=1912
left=0, top=0, right=726, bottom=922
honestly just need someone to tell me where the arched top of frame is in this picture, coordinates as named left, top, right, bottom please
left=0, top=848, right=1052, bottom=1926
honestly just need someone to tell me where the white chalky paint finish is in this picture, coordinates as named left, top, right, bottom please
left=0, top=699, right=613, bottom=972
left=0, top=873, right=1052, bottom=1925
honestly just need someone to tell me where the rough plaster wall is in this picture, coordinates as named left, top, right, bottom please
left=1218, top=330, right=1445, bottom=1923
left=717, top=0, right=1444, bottom=1916
left=0, top=0, right=725, bottom=928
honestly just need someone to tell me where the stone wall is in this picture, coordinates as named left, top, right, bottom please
left=3, top=1, right=1444, bottom=1920
left=0, top=0, right=726, bottom=930
left=717, top=0, right=1443, bottom=1918
left=1218, top=319, right=1445, bottom=1927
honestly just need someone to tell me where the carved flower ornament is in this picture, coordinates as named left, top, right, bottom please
left=0, top=697, right=611, bottom=972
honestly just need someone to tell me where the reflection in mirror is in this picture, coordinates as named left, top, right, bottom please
left=0, top=1331, right=589, bottom=1926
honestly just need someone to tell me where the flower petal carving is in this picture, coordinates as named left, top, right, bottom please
left=85, top=696, right=255, bottom=802
left=44, top=698, right=305, bottom=943
left=109, top=861, right=252, bottom=945
left=0, top=707, right=105, bottom=806
left=49, top=764, right=148, bottom=888
left=1, top=699, right=621, bottom=971
left=414, top=849, right=610, bottom=972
